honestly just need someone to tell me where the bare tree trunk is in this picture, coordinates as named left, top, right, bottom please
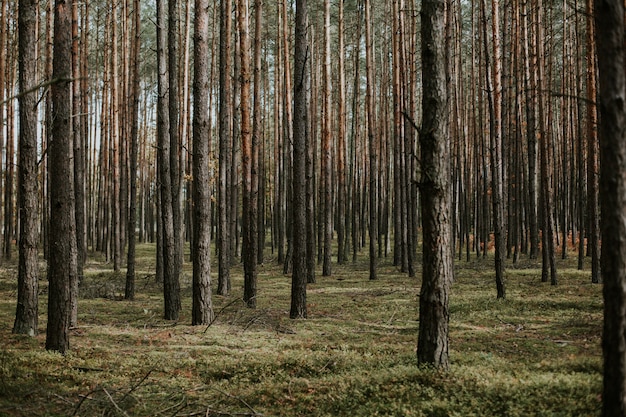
left=252, top=0, right=262, bottom=267
left=13, top=0, right=39, bottom=336
left=157, top=0, right=181, bottom=320
left=417, top=0, right=451, bottom=369
left=587, top=0, right=601, bottom=284
left=595, top=1, right=626, bottom=414
left=218, top=0, right=233, bottom=295
left=72, top=0, right=85, bottom=281
left=191, top=0, right=214, bottom=325
left=291, top=0, right=308, bottom=320
left=46, top=0, right=77, bottom=353
left=337, top=0, right=347, bottom=265
left=536, top=0, right=557, bottom=286
left=238, top=0, right=257, bottom=308
left=365, top=0, right=378, bottom=281
left=125, top=0, right=141, bottom=301
left=168, top=0, right=183, bottom=295
left=321, top=0, right=333, bottom=277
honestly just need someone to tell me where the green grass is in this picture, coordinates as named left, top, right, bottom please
left=0, top=244, right=602, bottom=416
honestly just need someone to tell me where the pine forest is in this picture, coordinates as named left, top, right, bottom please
left=1, top=0, right=625, bottom=415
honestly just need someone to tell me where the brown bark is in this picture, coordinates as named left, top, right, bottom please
left=365, top=0, right=378, bottom=281
left=157, top=0, right=181, bottom=320
left=239, top=0, right=256, bottom=308
left=291, top=0, right=308, bottom=320
left=125, top=0, right=141, bottom=301
left=46, top=0, right=77, bottom=354
left=191, top=0, right=214, bottom=325
left=218, top=0, right=233, bottom=295
left=595, top=0, right=626, bottom=414
left=13, top=0, right=39, bottom=336
left=417, top=0, right=451, bottom=369
left=587, top=0, right=601, bottom=284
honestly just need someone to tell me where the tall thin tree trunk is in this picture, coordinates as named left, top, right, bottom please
left=587, top=0, right=601, bottom=284
left=337, top=0, right=347, bottom=265
left=168, top=0, right=183, bottom=295
left=72, top=0, right=85, bottom=281
left=321, top=0, right=332, bottom=277
left=13, top=0, right=39, bottom=336
left=595, top=0, right=626, bottom=414
left=365, top=0, right=378, bottom=281
left=47, top=0, right=77, bottom=353
left=191, top=0, right=214, bottom=325
left=418, top=0, right=451, bottom=369
left=125, top=0, right=141, bottom=301
left=218, top=0, right=233, bottom=295
left=291, top=0, right=308, bottom=320
left=157, top=0, right=181, bottom=320
left=239, top=0, right=257, bottom=308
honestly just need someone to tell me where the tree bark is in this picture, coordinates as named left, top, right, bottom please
left=218, top=0, right=232, bottom=295
left=417, top=0, right=451, bottom=369
left=290, top=0, right=308, bottom=320
left=157, top=0, right=181, bottom=320
left=46, top=0, right=77, bottom=354
left=238, top=0, right=257, bottom=308
left=365, top=0, right=378, bottom=281
left=125, top=0, right=141, bottom=301
left=191, top=0, right=214, bottom=325
left=587, top=0, right=601, bottom=284
left=13, top=0, right=39, bottom=336
left=595, top=1, right=626, bottom=415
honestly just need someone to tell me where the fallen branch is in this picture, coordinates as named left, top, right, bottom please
left=119, top=369, right=153, bottom=404
left=211, top=388, right=262, bottom=416
left=204, top=298, right=245, bottom=333
left=102, top=386, right=129, bottom=417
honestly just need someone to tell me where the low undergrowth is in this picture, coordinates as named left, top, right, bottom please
left=0, top=244, right=602, bottom=416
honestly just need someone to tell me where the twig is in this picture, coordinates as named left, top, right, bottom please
left=102, top=386, right=130, bottom=417
left=119, top=369, right=153, bottom=404
left=211, top=388, right=262, bottom=416
left=73, top=388, right=101, bottom=416
left=203, top=298, right=245, bottom=333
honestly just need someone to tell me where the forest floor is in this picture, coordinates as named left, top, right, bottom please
left=0, top=243, right=602, bottom=416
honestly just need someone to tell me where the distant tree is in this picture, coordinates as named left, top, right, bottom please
left=191, top=0, right=214, bottom=325
left=218, top=0, right=233, bottom=296
left=13, top=0, right=39, bottom=336
left=46, top=0, right=77, bottom=353
left=587, top=0, right=600, bottom=284
left=321, top=0, right=332, bottom=277
left=290, top=0, right=308, bottom=320
left=238, top=0, right=257, bottom=308
left=156, top=0, right=181, bottom=320
left=417, top=0, right=452, bottom=368
left=595, top=0, right=626, bottom=414
left=125, top=0, right=141, bottom=301
left=365, top=0, right=377, bottom=281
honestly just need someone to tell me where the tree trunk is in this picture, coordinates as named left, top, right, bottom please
left=168, top=0, right=183, bottom=297
left=218, top=0, right=233, bottom=295
left=157, top=0, right=181, bottom=321
left=13, top=0, right=39, bottom=336
left=46, top=0, right=77, bottom=353
left=72, top=0, right=85, bottom=281
left=587, top=0, right=601, bottom=284
left=321, top=0, right=332, bottom=277
left=417, top=0, right=451, bottom=369
left=238, top=0, right=257, bottom=308
left=125, top=0, right=141, bottom=301
left=290, top=0, right=308, bottom=320
left=365, top=0, right=378, bottom=281
left=191, top=0, right=214, bottom=325
left=336, top=0, right=347, bottom=265
left=595, top=0, right=626, bottom=414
